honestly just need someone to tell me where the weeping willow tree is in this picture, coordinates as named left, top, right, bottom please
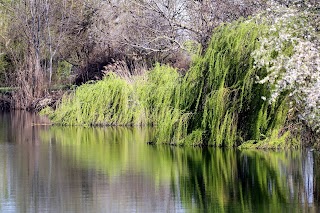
left=173, top=19, right=294, bottom=147
left=155, top=4, right=319, bottom=147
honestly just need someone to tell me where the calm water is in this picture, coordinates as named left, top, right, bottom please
left=0, top=111, right=319, bottom=212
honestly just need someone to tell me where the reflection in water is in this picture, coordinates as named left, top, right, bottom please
left=304, top=150, right=314, bottom=204
left=0, top=111, right=320, bottom=212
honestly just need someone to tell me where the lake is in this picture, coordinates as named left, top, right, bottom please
left=0, top=111, right=319, bottom=212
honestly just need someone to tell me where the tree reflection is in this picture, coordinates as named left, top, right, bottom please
left=46, top=126, right=320, bottom=212
left=0, top=111, right=319, bottom=212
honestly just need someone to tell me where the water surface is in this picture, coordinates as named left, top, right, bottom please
left=0, top=111, right=319, bottom=212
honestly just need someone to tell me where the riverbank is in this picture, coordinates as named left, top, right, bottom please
left=41, top=6, right=320, bottom=148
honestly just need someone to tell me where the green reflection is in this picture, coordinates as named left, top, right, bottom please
left=41, top=127, right=318, bottom=212
left=42, top=126, right=183, bottom=183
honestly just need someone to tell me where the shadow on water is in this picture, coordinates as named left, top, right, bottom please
left=0, top=111, right=320, bottom=212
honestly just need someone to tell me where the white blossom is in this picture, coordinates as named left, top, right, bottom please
left=251, top=1, right=320, bottom=131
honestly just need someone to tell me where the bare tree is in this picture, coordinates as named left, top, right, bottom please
left=0, top=0, right=95, bottom=107
left=88, top=0, right=268, bottom=74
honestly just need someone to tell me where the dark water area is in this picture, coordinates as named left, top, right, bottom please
left=0, top=111, right=319, bottom=212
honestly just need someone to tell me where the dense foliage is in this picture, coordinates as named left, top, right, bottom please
left=44, top=2, right=320, bottom=148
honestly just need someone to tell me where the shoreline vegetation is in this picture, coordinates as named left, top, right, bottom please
left=1, top=1, right=319, bottom=148
left=42, top=5, right=320, bottom=149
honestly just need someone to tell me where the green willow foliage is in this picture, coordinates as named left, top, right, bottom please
left=178, top=20, right=295, bottom=147
left=44, top=64, right=182, bottom=126
left=45, top=72, right=139, bottom=126
left=44, top=19, right=299, bottom=147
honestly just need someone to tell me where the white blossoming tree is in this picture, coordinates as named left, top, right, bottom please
left=251, top=2, right=320, bottom=133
